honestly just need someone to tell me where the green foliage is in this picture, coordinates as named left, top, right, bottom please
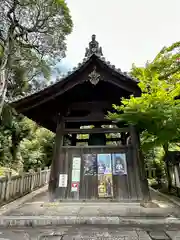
left=0, top=0, right=72, bottom=172
left=21, top=126, right=54, bottom=171
left=108, top=41, right=180, bottom=152
left=0, top=0, right=73, bottom=99
left=0, top=167, right=17, bottom=177
left=0, top=115, right=54, bottom=172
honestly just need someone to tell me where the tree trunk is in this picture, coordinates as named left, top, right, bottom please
left=0, top=45, right=9, bottom=116
left=0, top=28, right=14, bottom=117
left=0, top=69, right=8, bottom=116
left=163, top=143, right=172, bottom=192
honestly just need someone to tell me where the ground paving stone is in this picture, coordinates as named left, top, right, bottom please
left=0, top=227, right=161, bottom=240
left=4, top=188, right=180, bottom=219
left=0, top=226, right=180, bottom=240
left=166, top=231, right=180, bottom=240
left=148, top=231, right=170, bottom=240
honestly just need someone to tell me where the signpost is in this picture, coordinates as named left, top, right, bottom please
left=71, top=182, right=79, bottom=192
left=59, top=174, right=68, bottom=187
left=71, top=157, right=81, bottom=195
left=72, top=157, right=81, bottom=169
left=72, top=169, right=80, bottom=182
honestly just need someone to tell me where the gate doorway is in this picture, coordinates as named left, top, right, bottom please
left=84, top=153, right=127, bottom=199
left=55, top=144, right=144, bottom=202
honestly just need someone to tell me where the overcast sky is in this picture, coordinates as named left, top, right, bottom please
left=59, top=0, right=179, bottom=72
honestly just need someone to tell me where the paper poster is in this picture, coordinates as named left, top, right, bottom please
left=71, top=182, right=79, bottom=192
left=83, top=154, right=97, bottom=175
left=97, top=154, right=112, bottom=174
left=73, top=157, right=81, bottom=170
left=72, top=169, right=80, bottom=182
left=112, top=153, right=127, bottom=175
left=98, top=174, right=113, bottom=198
left=58, top=174, right=68, bottom=187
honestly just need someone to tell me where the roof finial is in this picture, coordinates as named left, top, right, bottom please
left=85, top=34, right=103, bottom=57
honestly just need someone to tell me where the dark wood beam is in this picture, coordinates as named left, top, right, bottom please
left=61, top=145, right=129, bottom=154
left=76, top=137, right=121, bottom=142
left=63, top=127, right=129, bottom=134
left=63, top=110, right=112, bottom=123
left=63, top=116, right=112, bottom=123
left=68, top=101, right=112, bottom=111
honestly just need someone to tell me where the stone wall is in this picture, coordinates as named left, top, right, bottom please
left=0, top=167, right=50, bottom=205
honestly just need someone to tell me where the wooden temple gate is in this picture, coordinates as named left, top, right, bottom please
left=49, top=123, right=149, bottom=201
left=10, top=34, right=150, bottom=202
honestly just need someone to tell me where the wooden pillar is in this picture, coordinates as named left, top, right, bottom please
left=48, top=117, right=64, bottom=201
left=121, top=132, right=129, bottom=145
left=71, top=134, right=77, bottom=146
left=129, top=125, right=151, bottom=202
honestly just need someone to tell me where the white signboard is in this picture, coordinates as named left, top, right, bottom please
left=72, top=169, right=80, bottom=182
left=72, top=157, right=81, bottom=170
left=58, top=174, right=68, bottom=187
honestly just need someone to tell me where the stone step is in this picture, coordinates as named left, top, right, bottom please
left=7, top=202, right=180, bottom=218
left=0, top=216, right=180, bottom=228
left=25, top=201, right=142, bottom=206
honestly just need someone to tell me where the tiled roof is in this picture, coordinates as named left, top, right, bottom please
left=9, top=35, right=139, bottom=104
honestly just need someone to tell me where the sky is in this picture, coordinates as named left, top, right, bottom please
left=59, top=0, right=180, bottom=73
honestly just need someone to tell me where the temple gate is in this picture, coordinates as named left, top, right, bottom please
left=11, top=35, right=150, bottom=202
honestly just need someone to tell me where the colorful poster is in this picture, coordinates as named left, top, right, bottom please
left=83, top=154, right=97, bottom=175
left=98, top=174, right=113, bottom=197
left=112, top=153, right=127, bottom=175
left=97, top=154, right=112, bottom=174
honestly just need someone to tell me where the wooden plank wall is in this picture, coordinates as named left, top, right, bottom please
left=56, top=146, right=142, bottom=201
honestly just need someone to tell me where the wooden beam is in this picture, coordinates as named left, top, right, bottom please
left=62, top=145, right=127, bottom=149
left=76, top=137, right=121, bottom=142
left=61, top=145, right=128, bottom=154
left=63, top=111, right=112, bottom=123
left=63, top=127, right=129, bottom=134
left=68, top=101, right=112, bottom=111
left=63, top=116, right=112, bottom=123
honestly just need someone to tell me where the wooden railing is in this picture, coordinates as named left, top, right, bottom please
left=0, top=164, right=156, bottom=204
left=0, top=167, right=50, bottom=205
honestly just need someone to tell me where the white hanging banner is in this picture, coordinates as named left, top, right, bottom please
left=72, top=157, right=81, bottom=170
left=72, top=169, right=80, bottom=182
left=59, top=174, right=68, bottom=187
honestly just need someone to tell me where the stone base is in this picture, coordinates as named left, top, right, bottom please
left=0, top=216, right=180, bottom=228
left=140, top=201, right=160, bottom=208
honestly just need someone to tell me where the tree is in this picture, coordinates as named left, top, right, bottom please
left=131, top=41, right=180, bottom=84
left=20, top=123, right=54, bottom=172
left=0, top=0, right=73, bottom=114
left=108, top=41, right=180, bottom=148
left=108, top=42, right=180, bottom=190
left=109, top=75, right=180, bottom=148
left=0, top=114, right=55, bottom=172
